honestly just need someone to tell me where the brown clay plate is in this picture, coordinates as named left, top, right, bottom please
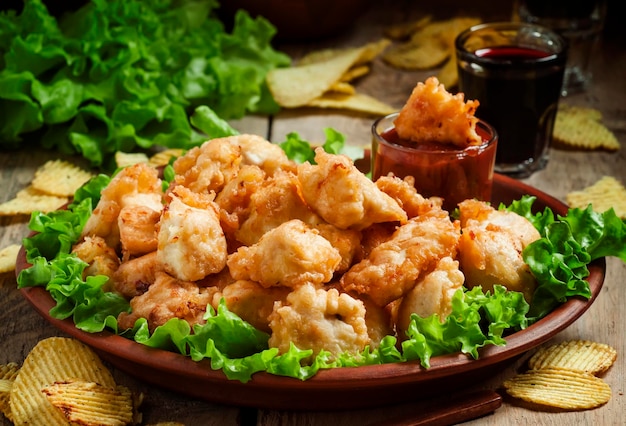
left=16, top=173, right=605, bottom=411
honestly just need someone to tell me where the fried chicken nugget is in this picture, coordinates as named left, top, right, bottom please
left=297, top=148, right=407, bottom=230
left=268, top=283, right=370, bottom=360
left=81, top=162, right=163, bottom=249
left=71, top=236, right=120, bottom=292
left=157, top=186, right=227, bottom=282
left=458, top=199, right=540, bottom=302
left=340, top=208, right=460, bottom=307
left=112, top=251, right=160, bottom=298
left=117, top=271, right=217, bottom=332
left=375, top=174, right=443, bottom=218
left=227, top=219, right=341, bottom=288
left=396, top=256, right=464, bottom=340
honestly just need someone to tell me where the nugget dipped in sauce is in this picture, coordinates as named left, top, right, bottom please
left=394, top=76, right=482, bottom=148
left=372, top=76, right=497, bottom=211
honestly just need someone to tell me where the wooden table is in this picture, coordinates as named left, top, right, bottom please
left=1, top=1, right=624, bottom=425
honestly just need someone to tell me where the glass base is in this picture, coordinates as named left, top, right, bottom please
left=562, top=66, right=591, bottom=96
left=495, top=156, right=548, bottom=179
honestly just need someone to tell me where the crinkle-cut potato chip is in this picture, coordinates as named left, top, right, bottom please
left=528, top=340, right=617, bottom=375
left=554, top=104, right=620, bottom=151
left=42, top=380, right=135, bottom=426
left=503, top=367, right=611, bottom=410
left=384, top=15, right=433, bottom=40
left=307, top=92, right=396, bottom=116
left=0, top=244, right=20, bottom=273
left=148, top=149, right=184, bottom=168
left=0, top=185, right=68, bottom=216
left=1, top=362, right=20, bottom=422
left=31, top=159, right=94, bottom=197
left=566, top=176, right=626, bottom=219
left=383, top=17, right=481, bottom=70
left=9, top=337, right=117, bottom=426
left=116, top=151, right=150, bottom=168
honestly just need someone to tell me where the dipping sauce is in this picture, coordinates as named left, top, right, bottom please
left=372, top=113, right=498, bottom=212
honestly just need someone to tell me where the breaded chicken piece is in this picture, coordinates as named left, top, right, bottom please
left=157, top=186, right=227, bottom=282
left=81, top=162, right=163, bottom=249
left=396, top=256, right=464, bottom=340
left=227, top=219, right=341, bottom=288
left=173, top=134, right=295, bottom=195
left=297, top=148, right=407, bottom=230
left=458, top=199, right=540, bottom=302
left=71, top=236, right=120, bottom=292
left=117, top=271, right=217, bottom=332
left=340, top=208, right=460, bottom=307
left=375, top=174, right=443, bottom=219
left=394, top=76, right=482, bottom=148
left=235, top=169, right=319, bottom=246
left=268, top=283, right=370, bottom=360
left=112, top=251, right=160, bottom=298
left=217, top=280, right=290, bottom=333
left=118, top=204, right=161, bottom=259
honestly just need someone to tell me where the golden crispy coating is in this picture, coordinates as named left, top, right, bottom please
left=394, top=76, right=481, bottom=148
left=218, top=280, right=290, bottom=333
left=71, top=236, right=120, bottom=292
left=157, top=186, right=227, bottom=282
left=458, top=199, right=541, bottom=302
left=375, top=174, right=443, bottom=218
left=340, top=208, right=460, bottom=307
left=112, top=251, right=160, bottom=298
left=227, top=219, right=341, bottom=288
left=297, top=148, right=407, bottom=230
left=235, top=169, right=319, bottom=246
left=396, top=256, right=464, bottom=340
left=81, top=162, right=163, bottom=249
left=117, top=271, right=216, bottom=332
left=268, top=283, right=370, bottom=359
left=118, top=204, right=160, bottom=259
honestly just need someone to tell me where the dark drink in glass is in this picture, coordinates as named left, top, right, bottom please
left=455, top=22, right=567, bottom=178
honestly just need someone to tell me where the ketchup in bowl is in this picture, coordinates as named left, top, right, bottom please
left=372, top=112, right=498, bottom=212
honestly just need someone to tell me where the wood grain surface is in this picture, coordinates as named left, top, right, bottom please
left=1, top=1, right=624, bottom=425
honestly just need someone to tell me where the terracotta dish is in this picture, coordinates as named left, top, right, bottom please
left=16, top=173, right=605, bottom=410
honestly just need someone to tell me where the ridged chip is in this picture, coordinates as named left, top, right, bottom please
left=503, top=367, right=612, bottom=410
left=31, top=159, right=95, bottom=197
left=0, top=186, right=68, bottom=216
left=0, top=362, right=20, bottom=422
left=148, top=149, right=184, bottom=168
left=0, top=244, right=20, bottom=273
left=566, top=176, right=626, bottom=219
left=42, top=380, right=135, bottom=426
left=553, top=105, right=620, bottom=151
left=529, top=340, right=617, bottom=375
left=115, top=151, right=150, bottom=168
left=9, top=337, right=117, bottom=426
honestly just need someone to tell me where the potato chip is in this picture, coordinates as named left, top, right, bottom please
left=503, top=367, right=611, bottom=410
left=529, top=340, right=617, bottom=375
left=327, top=81, right=356, bottom=95
left=31, top=159, right=94, bottom=197
left=554, top=105, right=620, bottom=151
left=383, top=17, right=480, bottom=70
left=9, top=337, right=117, bottom=426
left=566, top=176, right=626, bottom=219
left=307, top=92, right=396, bottom=116
left=384, top=15, right=433, bottom=40
left=43, top=380, right=135, bottom=426
left=0, top=244, right=20, bottom=274
left=0, top=363, right=20, bottom=422
left=436, top=55, right=458, bottom=89
left=0, top=186, right=68, bottom=216
left=297, top=39, right=390, bottom=68
left=339, top=65, right=370, bottom=82
left=116, top=151, right=150, bottom=168
left=148, top=149, right=184, bottom=168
